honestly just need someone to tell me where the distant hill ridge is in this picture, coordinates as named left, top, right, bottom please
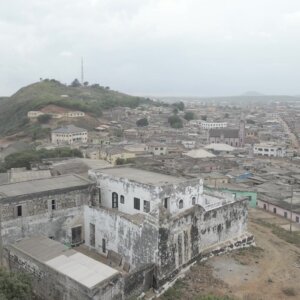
left=0, top=79, right=155, bottom=136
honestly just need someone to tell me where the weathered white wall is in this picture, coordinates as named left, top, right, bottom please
left=84, top=206, right=159, bottom=269
left=89, top=170, right=204, bottom=218
left=158, top=199, right=248, bottom=280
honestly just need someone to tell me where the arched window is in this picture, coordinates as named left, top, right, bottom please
left=112, top=192, right=118, bottom=208
left=192, top=197, right=196, bottom=205
left=179, top=199, right=184, bottom=209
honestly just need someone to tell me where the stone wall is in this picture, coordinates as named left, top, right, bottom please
left=157, top=199, right=249, bottom=283
left=1, top=187, right=91, bottom=245
left=84, top=206, right=159, bottom=270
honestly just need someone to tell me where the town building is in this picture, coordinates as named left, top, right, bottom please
left=51, top=125, right=88, bottom=145
left=208, top=121, right=245, bottom=147
left=253, top=143, right=287, bottom=158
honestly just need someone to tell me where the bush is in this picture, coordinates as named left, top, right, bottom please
left=4, top=148, right=83, bottom=170
left=0, top=268, right=33, bottom=300
left=172, top=101, right=185, bottom=111
left=282, top=287, right=296, bottom=297
left=168, top=115, right=183, bottom=128
left=37, top=114, right=52, bottom=124
left=184, top=111, right=195, bottom=121
left=136, top=118, right=149, bottom=127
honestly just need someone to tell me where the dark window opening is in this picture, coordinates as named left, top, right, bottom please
left=263, top=204, right=267, bottom=210
left=144, top=200, right=150, bottom=213
left=51, top=200, right=56, bottom=210
left=102, top=238, right=106, bottom=253
left=284, top=212, right=288, bottom=218
left=192, top=197, right=196, bottom=205
left=296, top=216, right=299, bottom=223
left=164, top=198, right=168, bottom=209
left=90, top=223, right=95, bottom=247
left=273, top=207, right=277, bottom=214
left=17, top=205, right=22, bottom=217
left=71, top=226, right=82, bottom=245
left=179, top=199, right=184, bottom=209
left=134, top=197, right=140, bottom=210
left=120, top=195, right=125, bottom=204
left=112, top=192, right=118, bottom=208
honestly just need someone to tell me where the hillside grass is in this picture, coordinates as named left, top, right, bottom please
left=0, top=79, right=157, bottom=136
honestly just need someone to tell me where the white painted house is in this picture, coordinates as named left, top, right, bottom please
left=253, top=143, right=287, bottom=158
left=51, top=125, right=88, bottom=145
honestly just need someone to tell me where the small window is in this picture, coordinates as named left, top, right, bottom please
left=273, top=207, right=276, bottom=214
left=120, top=195, right=125, bottom=204
left=296, top=216, right=299, bottom=223
left=192, top=197, right=196, bottom=205
left=164, top=198, right=168, bottom=209
left=17, top=205, right=22, bottom=217
left=144, top=200, right=150, bottom=213
left=102, top=238, right=106, bottom=253
left=179, top=199, right=184, bottom=209
left=51, top=200, right=56, bottom=210
left=284, top=211, right=288, bottom=218
left=134, top=197, right=140, bottom=210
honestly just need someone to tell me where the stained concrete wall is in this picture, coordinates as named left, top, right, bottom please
left=89, top=170, right=204, bottom=218
left=157, top=199, right=248, bottom=283
left=84, top=206, right=159, bottom=269
left=4, top=246, right=123, bottom=300
left=0, top=187, right=91, bottom=245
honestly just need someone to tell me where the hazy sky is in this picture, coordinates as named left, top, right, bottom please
left=1, top=0, right=300, bottom=96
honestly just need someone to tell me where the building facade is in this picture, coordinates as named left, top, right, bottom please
left=51, top=125, right=88, bottom=145
left=253, top=143, right=287, bottom=157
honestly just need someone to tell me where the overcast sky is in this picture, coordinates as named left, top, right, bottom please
left=1, top=0, right=300, bottom=97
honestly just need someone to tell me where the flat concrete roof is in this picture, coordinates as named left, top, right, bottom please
left=96, top=167, right=188, bottom=186
left=11, top=236, right=119, bottom=289
left=0, top=174, right=91, bottom=198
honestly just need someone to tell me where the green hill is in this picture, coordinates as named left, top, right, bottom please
left=0, top=79, right=154, bottom=136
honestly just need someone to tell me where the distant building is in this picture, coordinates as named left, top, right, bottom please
left=200, top=121, right=227, bottom=130
left=253, top=143, right=287, bottom=158
left=27, top=111, right=44, bottom=118
left=147, top=142, right=168, bottom=155
left=51, top=125, right=88, bottom=145
left=208, top=120, right=245, bottom=147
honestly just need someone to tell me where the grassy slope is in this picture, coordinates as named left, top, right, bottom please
left=0, top=80, right=151, bottom=136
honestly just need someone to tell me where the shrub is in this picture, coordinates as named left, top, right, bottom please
left=0, top=268, right=33, bottom=300
left=168, top=115, right=183, bottom=128
left=136, top=118, right=149, bottom=127
left=37, top=114, right=52, bottom=124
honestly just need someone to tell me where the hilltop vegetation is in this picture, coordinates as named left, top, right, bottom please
left=0, top=79, right=156, bottom=136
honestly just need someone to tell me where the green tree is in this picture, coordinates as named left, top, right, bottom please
left=201, top=115, right=207, bottom=121
left=136, top=118, right=149, bottom=127
left=184, top=111, right=194, bottom=121
left=168, top=115, right=183, bottom=128
left=0, top=268, right=33, bottom=300
left=173, top=108, right=179, bottom=115
left=37, top=114, right=52, bottom=124
left=173, top=101, right=185, bottom=111
left=71, top=78, right=81, bottom=87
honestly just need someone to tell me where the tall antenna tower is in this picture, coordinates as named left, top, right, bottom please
left=81, top=57, right=84, bottom=84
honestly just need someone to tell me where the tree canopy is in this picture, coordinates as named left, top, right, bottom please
left=4, top=148, right=83, bottom=170
left=136, top=118, right=149, bottom=127
left=172, top=101, right=185, bottom=111
left=168, top=115, right=183, bottom=128
left=184, top=111, right=195, bottom=121
left=0, top=268, right=33, bottom=300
